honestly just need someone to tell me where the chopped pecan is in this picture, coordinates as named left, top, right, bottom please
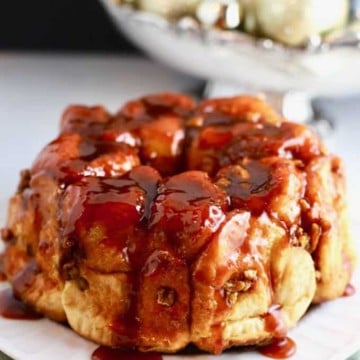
left=223, top=270, right=257, bottom=305
left=243, top=269, right=258, bottom=281
left=224, top=280, right=252, bottom=306
left=157, top=287, right=176, bottom=307
left=292, top=227, right=310, bottom=249
left=226, top=291, right=238, bottom=306
left=224, top=279, right=252, bottom=292
left=310, top=223, right=322, bottom=252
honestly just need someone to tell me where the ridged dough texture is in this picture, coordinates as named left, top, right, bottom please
left=1, top=94, right=355, bottom=354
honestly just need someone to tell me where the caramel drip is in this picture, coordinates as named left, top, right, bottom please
left=0, top=288, right=43, bottom=320
left=259, top=337, right=296, bottom=359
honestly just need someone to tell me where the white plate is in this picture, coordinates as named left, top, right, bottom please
left=0, top=254, right=359, bottom=360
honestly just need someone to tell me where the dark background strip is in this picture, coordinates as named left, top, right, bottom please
left=0, top=0, right=138, bottom=52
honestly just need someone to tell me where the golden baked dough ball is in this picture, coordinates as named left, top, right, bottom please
left=186, top=96, right=326, bottom=176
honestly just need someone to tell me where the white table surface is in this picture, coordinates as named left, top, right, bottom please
left=0, top=53, right=359, bottom=360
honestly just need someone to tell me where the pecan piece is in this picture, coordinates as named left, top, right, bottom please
left=157, top=287, right=176, bottom=307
